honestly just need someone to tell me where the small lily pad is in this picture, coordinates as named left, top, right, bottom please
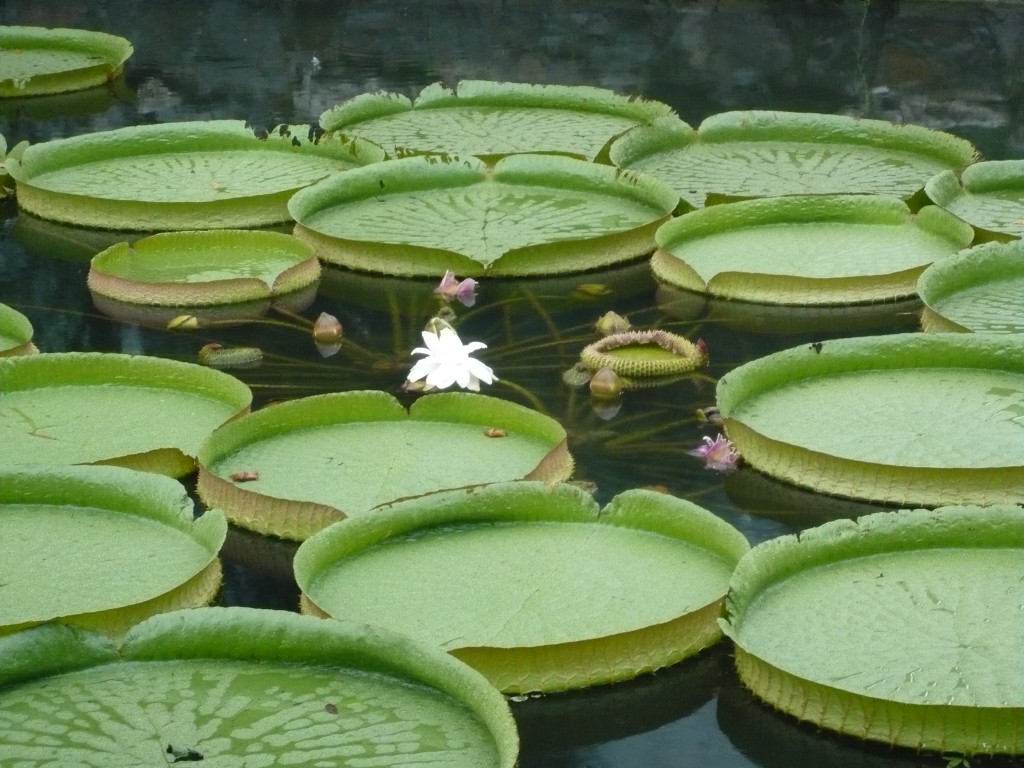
left=0, top=352, right=252, bottom=476
left=6, top=120, right=385, bottom=230
left=652, top=196, right=974, bottom=305
left=926, top=160, right=1024, bottom=239
left=0, top=608, right=518, bottom=767
left=0, top=303, right=37, bottom=356
left=0, top=465, right=225, bottom=637
left=289, top=153, right=678, bottom=276
left=919, top=239, right=1024, bottom=333
left=320, top=80, right=676, bottom=161
left=296, top=482, right=749, bottom=693
left=716, top=333, right=1024, bottom=505
left=579, top=329, right=707, bottom=381
left=88, top=230, right=320, bottom=306
left=197, top=391, right=573, bottom=540
left=0, top=26, right=132, bottom=97
left=611, top=112, right=977, bottom=208
left=721, top=505, right=1024, bottom=755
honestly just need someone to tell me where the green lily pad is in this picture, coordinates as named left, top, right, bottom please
left=0, top=26, right=132, bottom=97
left=652, top=196, right=974, bottom=305
left=88, top=230, right=320, bottom=306
left=0, top=352, right=252, bottom=477
left=289, top=153, right=678, bottom=276
left=0, top=465, right=225, bottom=637
left=320, top=80, right=676, bottom=161
left=197, top=391, right=573, bottom=540
left=0, top=302, right=37, bottom=356
left=296, top=482, right=749, bottom=694
left=579, top=329, right=708, bottom=380
left=716, top=333, right=1024, bottom=505
left=5, top=120, right=385, bottom=230
left=721, top=505, right=1024, bottom=755
left=919, top=239, right=1024, bottom=333
left=610, top=112, right=977, bottom=208
left=926, top=160, right=1024, bottom=239
left=0, top=607, right=518, bottom=767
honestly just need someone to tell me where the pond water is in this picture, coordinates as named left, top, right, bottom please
left=2, top=2, right=1023, bottom=766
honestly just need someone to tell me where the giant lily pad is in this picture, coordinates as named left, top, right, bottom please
left=610, top=112, right=977, bottom=208
left=721, top=505, right=1024, bottom=755
left=0, top=465, right=225, bottom=637
left=0, top=302, right=37, bottom=356
left=88, top=230, right=320, bottom=306
left=320, top=80, right=676, bottom=161
left=289, top=153, right=678, bottom=276
left=0, top=352, right=252, bottom=476
left=0, top=26, right=132, bottom=97
left=197, top=390, right=573, bottom=540
left=716, top=333, right=1024, bottom=505
left=652, top=196, right=974, bottom=305
left=918, top=239, right=1024, bottom=333
left=926, top=160, right=1024, bottom=239
left=296, top=482, right=749, bottom=694
left=0, top=607, right=518, bottom=767
left=5, top=120, right=385, bottom=230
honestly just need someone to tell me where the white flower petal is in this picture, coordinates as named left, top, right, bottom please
left=405, top=326, right=495, bottom=392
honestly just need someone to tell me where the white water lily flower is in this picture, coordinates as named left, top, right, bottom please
left=407, top=327, right=496, bottom=392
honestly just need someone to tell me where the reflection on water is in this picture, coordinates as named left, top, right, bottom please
left=2, top=2, right=1023, bottom=767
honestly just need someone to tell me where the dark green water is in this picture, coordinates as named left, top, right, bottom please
left=2, top=2, right=1023, bottom=766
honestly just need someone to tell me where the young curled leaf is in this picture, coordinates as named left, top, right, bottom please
left=198, top=344, right=263, bottom=369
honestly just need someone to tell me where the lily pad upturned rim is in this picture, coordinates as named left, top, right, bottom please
left=651, top=195, right=975, bottom=305
left=918, top=239, right=1024, bottom=333
left=319, top=79, right=678, bottom=160
left=579, top=328, right=708, bottom=379
left=0, top=607, right=519, bottom=768
left=0, top=26, right=133, bottom=98
left=0, top=351, right=253, bottom=475
left=609, top=111, right=978, bottom=205
left=716, top=333, right=1024, bottom=506
left=0, top=464, right=225, bottom=636
left=197, top=390, right=573, bottom=541
left=925, top=160, right=1024, bottom=237
left=5, top=120, right=386, bottom=230
left=87, top=229, right=321, bottom=307
left=289, top=152, right=678, bottom=277
left=296, top=481, right=750, bottom=693
left=721, top=505, right=1024, bottom=755
left=0, top=302, right=37, bottom=355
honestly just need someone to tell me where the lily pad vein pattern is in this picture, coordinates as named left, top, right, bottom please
left=636, top=144, right=952, bottom=203
left=302, top=184, right=657, bottom=267
left=0, top=660, right=498, bottom=767
left=29, top=151, right=343, bottom=202
left=347, top=107, right=638, bottom=157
